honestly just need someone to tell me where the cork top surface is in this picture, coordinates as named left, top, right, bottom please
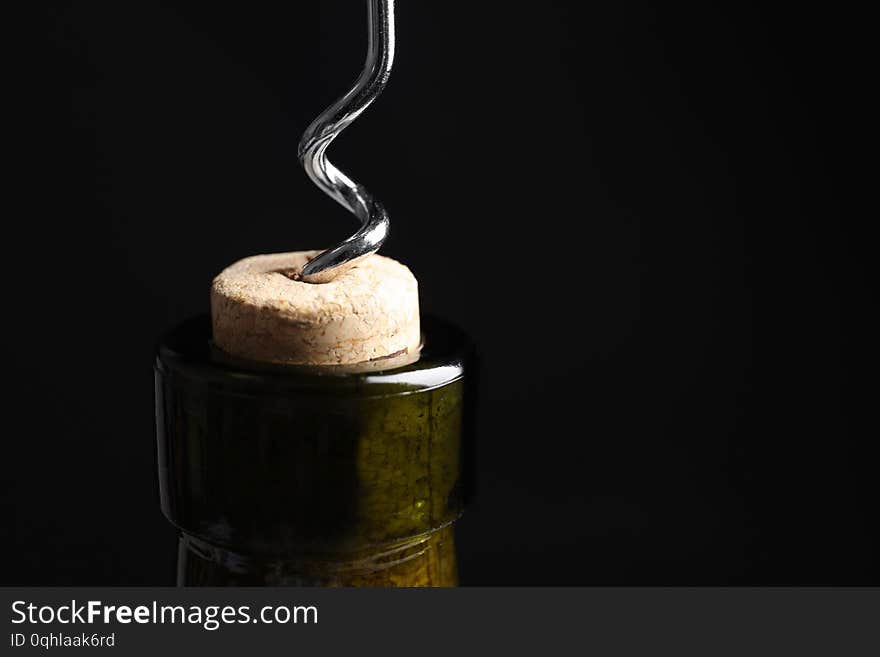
left=211, top=251, right=421, bottom=365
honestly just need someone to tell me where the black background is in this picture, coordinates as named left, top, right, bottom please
left=5, top=2, right=873, bottom=584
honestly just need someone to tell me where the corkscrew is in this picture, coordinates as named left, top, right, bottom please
left=297, top=0, right=395, bottom=284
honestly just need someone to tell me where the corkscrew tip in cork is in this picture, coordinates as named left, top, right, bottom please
left=298, top=0, right=395, bottom=284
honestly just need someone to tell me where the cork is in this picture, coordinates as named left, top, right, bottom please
left=210, top=251, right=421, bottom=366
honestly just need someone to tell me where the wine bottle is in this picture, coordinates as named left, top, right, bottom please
left=155, top=314, right=475, bottom=586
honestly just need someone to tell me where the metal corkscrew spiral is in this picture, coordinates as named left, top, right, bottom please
left=297, top=0, right=395, bottom=284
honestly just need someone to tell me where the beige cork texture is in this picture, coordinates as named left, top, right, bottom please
left=211, top=251, right=421, bottom=366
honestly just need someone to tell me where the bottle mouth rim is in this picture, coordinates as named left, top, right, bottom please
left=155, top=313, right=473, bottom=398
